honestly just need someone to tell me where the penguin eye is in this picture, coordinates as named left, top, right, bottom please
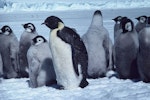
left=118, top=17, right=122, bottom=21
left=5, top=27, right=10, bottom=31
left=37, top=38, right=43, bottom=42
left=140, top=17, right=146, bottom=23
left=28, top=24, right=33, bottom=29
left=125, top=22, right=132, bottom=31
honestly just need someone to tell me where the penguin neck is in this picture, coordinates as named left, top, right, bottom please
left=91, top=15, right=103, bottom=26
left=50, top=22, right=64, bottom=34
left=58, top=22, right=64, bottom=30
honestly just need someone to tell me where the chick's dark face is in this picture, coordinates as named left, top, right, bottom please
left=32, top=35, right=46, bottom=45
left=0, top=25, right=12, bottom=35
left=23, top=23, right=35, bottom=33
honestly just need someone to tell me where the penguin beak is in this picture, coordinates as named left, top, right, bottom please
left=21, top=24, right=25, bottom=27
left=41, top=22, right=45, bottom=25
left=41, top=22, right=48, bottom=26
left=135, top=17, right=139, bottom=20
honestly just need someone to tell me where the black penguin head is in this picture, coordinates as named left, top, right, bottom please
left=0, top=25, right=12, bottom=35
left=120, top=18, right=134, bottom=33
left=148, top=17, right=150, bottom=24
left=92, top=10, right=103, bottom=26
left=94, top=10, right=102, bottom=16
left=135, top=15, right=147, bottom=23
left=112, top=16, right=122, bottom=23
left=23, top=23, right=36, bottom=33
left=32, top=35, right=47, bottom=45
left=42, top=16, right=63, bottom=30
left=145, top=17, right=150, bottom=27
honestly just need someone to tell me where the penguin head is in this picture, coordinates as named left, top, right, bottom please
left=92, top=10, right=103, bottom=26
left=42, top=16, right=64, bottom=30
left=146, top=17, right=150, bottom=27
left=0, top=25, right=12, bottom=35
left=94, top=10, right=102, bottom=16
left=112, top=16, right=122, bottom=23
left=23, top=23, right=36, bottom=33
left=135, top=16, right=147, bottom=23
left=32, top=35, right=47, bottom=45
left=121, top=18, right=134, bottom=33
left=148, top=17, right=150, bottom=24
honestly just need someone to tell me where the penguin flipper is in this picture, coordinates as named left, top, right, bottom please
left=57, top=27, right=86, bottom=76
left=103, top=34, right=113, bottom=70
left=10, top=40, right=19, bottom=73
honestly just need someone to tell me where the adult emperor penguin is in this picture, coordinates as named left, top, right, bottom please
left=112, top=16, right=123, bottom=40
left=135, top=15, right=147, bottom=33
left=19, top=23, right=38, bottom=78
left=114, top=18, right=139, bottom=79
left=82, top=10, right=113, bottom=79
left=0, top=25, right=19, bottom=79
left=42, top=16, right=89, bottom=89
left=27, top=35, right=56, bottom=88
left=137, top=17, right=150, bottom=82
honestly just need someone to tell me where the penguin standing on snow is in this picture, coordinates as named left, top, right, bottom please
left=0, top=25, right=19, bottom=79
left=19, top=23, right=38, bottom=78
left=114, top=18, right=139, bottom=79
left=112, top=16, right=123, bottom=40
left=135, top=15, right=147, bottom=33
left=27, top=35, right=56, bottom=88
left=137, top=17, right=150, bottom=82
left=42, top=16, right=89, bottom=89
left=112, top=16, right=127, bottom=69
left=82, top=10, right=113, bottom=79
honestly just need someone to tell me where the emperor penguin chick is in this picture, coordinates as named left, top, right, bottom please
left=0, top=25, right=19, bottom=79
left=137, top=17, right=150, bottom=82
left=112, top=16, right=123, bottom=40
left=82, top=10, right=113, bottom=79
left=27, top=35, right=56, bottom=88
left=19, top=23, right=38, bottom=78
left=115, top=18, right=139, bottom=79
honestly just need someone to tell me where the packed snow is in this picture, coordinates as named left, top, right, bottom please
left=0, top=0, right=150, bottom=100
left=1, top=77, right=150, bottom=100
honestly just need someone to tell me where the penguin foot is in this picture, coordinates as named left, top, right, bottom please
left=79, top=79, right=89, bottom=88
left=51, top=84, right=64, bottom=90
left=18, top=71, right=29, bottom=78
left=46, top=80, right=57, bottom=86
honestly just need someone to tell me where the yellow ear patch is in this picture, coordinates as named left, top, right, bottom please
left=58, top=22, right=64, bottom=30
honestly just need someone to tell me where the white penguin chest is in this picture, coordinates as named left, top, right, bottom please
left=49, top=29, right=82, bottom=89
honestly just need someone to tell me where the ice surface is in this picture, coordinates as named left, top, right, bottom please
left=0, top=77, right=150, bottom=100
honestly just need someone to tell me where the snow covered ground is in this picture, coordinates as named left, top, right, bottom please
left=1, top=77, right=150, bottom=100
left=0, top=0, right=150, bottom=100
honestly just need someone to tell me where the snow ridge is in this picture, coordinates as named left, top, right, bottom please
left=0, top=0, right=150, bottom=12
